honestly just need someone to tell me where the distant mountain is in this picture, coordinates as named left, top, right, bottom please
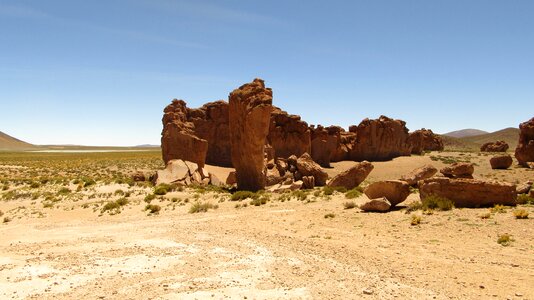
left=443, top=129, right=489, bottom=138
left=0, top=131, right=35, bottom=150
left=441, top=127, right=520, bottom=151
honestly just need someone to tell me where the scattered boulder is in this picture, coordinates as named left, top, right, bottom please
left=360, top=196, right=391, bottom=212
left=229, top=78, right=273, bottom=191
left=268, top=107, right=311, bottom=159
left=440, top=163, right=474, bottom=179
left=408, top=129, right=444, bottom=154
left=226, top=171, right=237, bottom=185
left=132, top=172, right=146, bottom=182
left=327, top=161, right=374, bottom=190
left=490, top=155, right=513, bottom=169
left=419, top=178, right=516, bottom=207
left=302, top=176, right=315, bottom=189
left=153, top=159, right=210, bottom=186
left=515, top=117, right=534, bottom=167
left=480, top=140, right=509, bottom=152
left=516, top=181, right=532, bottom=194
left=400, top=164, right=438, bottom=186
left=266, top=168, right=286, bottom=186
left=364, top=180, right=410, bottom=206
left=296, top=153, right=328, bottom=186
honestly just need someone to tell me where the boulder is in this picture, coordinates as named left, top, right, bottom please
left=226, top=171, right=237, bottom=185
left=419, top=178, right=516, bottom=207
left=266, top=168, right=286, bottom=186
left=327, top=161, right=374, bottom=190
left=310, top=125, right=337, bottom=167
left=275, top=159, right=288, bottom=176
left=516, top=181, right=532, bottom=194
left=360, top=196, right=391, bottom=212
left=408, top=129, right=444, bottom=154
left=515, top=117, right=534, bottom=167
left=364, top=180, right=410, bottom=206
left=400, top=164, right=438, bottom=186
left=302, top=176, right=315, bottom=189
left=480, top=141, right=509, bottom=152
left=268, top=107, right=311, bottom=159
left=489, top=155, right=513, bottom=169
left=153, top=159, right=208, bottom=186
left=229, top=78, right=273, bottom=191
left=440, top=163, right=474, bottom=179
left=132, top=172, right=146, bottom=182
left=296, top=153, right=328, bottom=186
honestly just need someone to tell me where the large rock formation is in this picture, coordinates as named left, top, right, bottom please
left=400, top=164, right=438, bottom=186
left=161, top=100, right=208, bottom=167
left=296, top=153, right=329, bottom=186
left=268, top=107, right=311, bottom=159
left=327, top=161, right=374, bottom=189
left=480, top=141, right=509, bottom=152
left=229, top=78, right=273, bottom=191
left=440, top=163, right=474, bottom=179
left=408, top=129, right=444, bottom=154
left=515, top=117, right=534, bottom=167
left=348, top=116, right=412, bottom=161
left=153, top=159, right=215, bottom=186
left=419, top=178, right=516, bottom=207
left=310, top=125, right=338, bottom=167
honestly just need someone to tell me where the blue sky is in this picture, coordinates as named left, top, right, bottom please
left=1, top=0, right=533, bottom=146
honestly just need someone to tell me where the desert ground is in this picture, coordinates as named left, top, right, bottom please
left=0, top=150, right=533, bottom=299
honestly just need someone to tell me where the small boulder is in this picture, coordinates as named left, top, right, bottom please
left=364, top=180, right=410, bottom=206
left=296, top=153, right=328, bottom=186
left=490, top=155, right=513, bottom=169
left=132, top=172, right=146, bottom=182
left=327, top=161, right=374, bottom=190
left=302, top=176, right=315, bottom=189
left=440, top=162, right=474, bottom=179
left=360, top=196, right=391, bottom=212
left=400, top=164, right=437, bottom=186
left=226, top=171, right=237, bottom=185
left=275, top=159, right=288, bottom=176
left=516, top=181, right=532, bottom=194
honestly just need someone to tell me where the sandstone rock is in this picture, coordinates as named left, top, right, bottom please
left=226, top=171, right=237, bottom=185
left=209, top=173, right=222, bottom=186
left=132, top=172, right=146, bottom=182
left=490, top=155, right=513, bottom=169
left=275, top=159, right=288, bottom=176
left=516, top=181, right=532, bottom=194
left=302, top=176, right=315, bottom=189
left=364, top=180, right=410, bottom=206
left=229, top=78, right=273, bottom=191
left=408, top=129, right=444, bottom=154
left=153, top=159, right=207, bottom=186
left=419, top=178, right=516, bottom=207
left=287, top=155, right=298, bottom=168
left=327, top=161, right=374, bottom=190
left=400, top=164, right=438, bottom=186
left=266, top=168, right=285, bottom=186
left=296, top=153, right=328, bottom=186
left=348, top=116, right=412, bottom=161
left=268, top=107, right=311, bottom=159
left=360, top=196, right=391, bottom=212
left=480, top=140, right=509, bottom=152
left=268, top=180, right=303, bottom=193
left=440, top=163, right=474, bottom=179
left=310, top=125, right=337, bottom=167
left=515, top=117, right=534, bottom=167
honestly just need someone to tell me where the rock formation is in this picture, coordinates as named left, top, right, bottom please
left=408, top=129, right=444, bottom=154
left=360, top=196, right=391, bottom=212
left=229, top=78, right=273, bottom=191
left=296, top=153, right=328, bottom=186
left=515, top=117, right=534, bottom=167
left=480, top=141, right=509, bottom=152
left=153, top=159, right=215, bottom=186
left=440, top=163, right=474, bottom=179
left=268, top=107, right=311, bottom=159
left=327, top=161, right=374, bottom=189
left=419, top=178, right=516, bottom=207
left=310, top=125, right=338, bottom=167
left=489, top=155, right=513, bottom=169
left=400, top=164, right=438, bottom=186
left=364, top=180, right=410, bottom=206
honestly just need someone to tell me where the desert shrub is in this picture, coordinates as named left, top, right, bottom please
left=0, top=210, right=3, bottom=217
left=57, top=187, right=71, bottom=195
left=406, top=201, right=423, bottom=213
left=43, top=202, right=54, bottom=208
left=2, top=184, right=8, bottom=191
left=323, top=186, right=347, bottom=196
left=479, top=212, right=491, bottom=219
left=144, top=194, right=156, bottom=203
left=422, top=195, right=454, bottom=211
left=3, top=216, right=11, bottom=223
left=516, top=194, right=534, bottom=205
left=324, top=213, right=335, bottom=219
left=231, top=191, right=259, bottom=201
left=154, top=184, right=171, bottom=195
left=29, top=182, right=40, bottom=189
left=189, top=202, right=218, bottom=213
left=292, top=190, right=308, bottom=201
left=82, top=177, right=96, bottom=187
left=343, top=201, right=356, bottom=209
left=345, top=187, right=363, bottom=199
left=145, top=204, right=161, bottom=214
left=490, top=204, right=507, bottom=214
left=497, top=234, right=512, bottom=246
left=411, top=215, right=421, bottom=225
left=115, top=197, right=129, bottom=206
left=513, top=209, right=529, bottom=219
left=114, top=189, right=124, bottom=196
left=250, top=195, right=269, bottom=206
left=102, top=201, right=120, bottom=212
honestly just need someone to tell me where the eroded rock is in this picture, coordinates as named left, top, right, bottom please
left=490, top=155, right=513, bottom=170
left=360, top=196, right=391, bottom=212
left=364, top=180, right=410, bottom=206
left=400, top=164, right=438, bottom=186
left=440, top=163, right=474, bottom=179
left=481, top=141, right=509, bottom=152
left=327, top=161, right=374, bottom=190
left=296, top=153, right=328, bottom=186
left=515, top=117, right=534, bottom=167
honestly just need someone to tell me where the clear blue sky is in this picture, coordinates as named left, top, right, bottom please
left=1, top=0, right=533, bottom=146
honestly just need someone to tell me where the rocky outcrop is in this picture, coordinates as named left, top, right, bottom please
left=408, top=129, right=444, bottom=154
left=419, top=178, right=516, bottom=207
left=490, top=155, right=513, bottom=170
left=310, top=125, right=338, bottom=167
left=360, top=196, right=391, bottom=212
left=440, top=163, right=474, bottom=179
left=515, top=117, right=534, bottom=166
left=268, top=107, right=311, bottom=159
left=327, top=161, right=374, bottom=190
left=480, top=141, right=509, bottom=152
left=229, top=78, right=273, bottom=191
left=296, top=153, right=328, bottom=186
left=348, top=116, right=412, bottom=161
left=364, top=180, right=410, bottom=206
left=153, top=159, right=213, bottom=186
left=400, top=164, right=438, bottom=186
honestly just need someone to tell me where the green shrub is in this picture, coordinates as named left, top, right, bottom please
left=145, top=204, right=161, bottom=214
left=154, top=184, right=171, bottom=195
left=250, top=195, right=269, bottom=206
left=513, top=209, right=529, bottom=219
left=30, top=182, right=40, bottom=189
left=57, top=187, right=71, bottom=195
left=323, top=186, right=346, bottom=196
left=231, top=191, right=259, bottom=201
left=189, top=202, right=218, bottom=213
left=411, top=215, right=421, bottom=225
left=516, top=194, right=534, bottom=205
left=114, top=189, right=124, bottom=196
left=115, top=197, right=129, bottom=206
left=497, top=234, right=512, bottom=246
left=345, top=187, right=363, bottom=199
left=102, top=201, right=120, bottom=212
left=324, top=213, right=335, bottom=219
left=422, top=195, right=454, bottom=211
left=144, top=194, right=156, bottom=203
left=291, top=190, right=308, bottom=201
left=490, top=204, right=507, bottom=214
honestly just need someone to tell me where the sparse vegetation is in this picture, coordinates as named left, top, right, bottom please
left=144, top=194, right=156, bottom=203
left=154, top=183, right=172, bottom=195
left=497, top=234, right=513, bottom=246
left=421, top=195, right=454, bottom=211
left=344, top=187, right=363, bottom=199
left=324, top=213, right=335, bottom=219
left=189, top=202, right=218, bottom=213
left=516, top=194, right=534, bottom=205
left=490, top=204, right=507, bottom=214
left=513, top=209, right=529, bottom=219
left=343, top=201, right=356, bottom=209
left=231, top=191, right=260, bottom=201
left=145, top=204, right=161, bottom=214
left=411, top=215, right=421, bottom=225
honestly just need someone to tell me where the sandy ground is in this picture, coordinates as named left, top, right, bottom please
left=1, top=152, right=533, bottom=299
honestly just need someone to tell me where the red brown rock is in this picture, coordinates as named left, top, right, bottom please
left=400, top=164, right=438, bottom=186
left=408, top=129, right=444, bottom=154
left=310, top=125, right=338, bottom=167
left=480, top=141, right=509, bottom=152
left=268, top=107, right=311, bottom=159
left=489, top=155, right=513, bottom=170
left=132, top=172, right=146, bottom=182
left=515, top=117, right=534, bottom=167
left=229, top=78, right=273, bottom=191
left=226, top=171, right=237, bottom=185
left=348, top=116, right=412, bottom=161
left=364, top=180, right=410, bottom=206
left=516, top=181, right=532, bottom=194
left=360, top=196, right=391, bottom=212
left=302, top=176, right=315, bottom=189
left=440, top=163, right=474, bottom=179
left=296, top=153, right=328, bottom=186
left=327, top=161, right=374, bottom=189
left=419, top=178, right=516, bottom=207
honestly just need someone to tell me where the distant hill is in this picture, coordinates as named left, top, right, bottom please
left=443, top=129, right=489, bottom=138
left=441, top=127, right=520, bottom=151
left=0, top=131, right=35, bottom=150
left=134, top=144, right=160, bottom=148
